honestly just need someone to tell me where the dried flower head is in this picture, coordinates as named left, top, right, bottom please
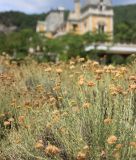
left=129, top=75, right=136, bottom=81
left=35, top=140, right=44, bottom=149
left=45, top=67, right=52, bottom=72
left=82, top=103, right=90, bottom=109
left=87, top=81, right=95, bottom=87
left=95, top=69, right=104, bottom=75
left=18, top=116, right=25, bottom=124
left=130, top=142, right=136, bottom=149
left=78, top=57, right=85, bottom=63
left=107, top=135, right=117, bottom=144
left=45, top=144, right=60, bottom=155
left=70, top=65, right=75, bottom=70
left=77, top=151, right=86, bottom=160
left=78, top=78, right=84, bottom=86
left=4, top=121, right=11, bottom=126
left=92, top=61, right=99, bottom=67
left=104, top=118, right=112, bottom=125
left=56, top=68, right=63, bottom=74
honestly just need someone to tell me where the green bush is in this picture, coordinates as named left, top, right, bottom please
left=111, top=55, right=125, bottom=65
left=125, top=54, right=136, bottom=64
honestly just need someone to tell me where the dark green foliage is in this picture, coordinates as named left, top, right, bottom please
left=114, top=22, right=136, bottom=43
left=114, top=4, right=136, bottom=43
left=111, top=55, right=125, bottom=65
left=0, top=29, right=43, bottom=58
left=44, top=34, right=85, bottom=60
left=44, top=33, right=109, bottom=60
left=0, top=11, right=47, bottom=30
left=114, top=4, right=136, bottom=24
left=0, top=30, right=110, bottom=62
left=87, top=50, right=100, bottom=61
left=125, top=55, right=136, bottom=64
left=83, top=32, right=110, bottom=44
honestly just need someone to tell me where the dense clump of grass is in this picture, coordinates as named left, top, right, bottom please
left=0, top=55, right=136, bottom=160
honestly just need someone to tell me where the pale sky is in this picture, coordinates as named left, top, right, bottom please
left=0, top=0, right=136, bottom=14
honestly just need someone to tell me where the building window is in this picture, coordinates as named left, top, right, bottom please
left=98, top=24, right=105, bottom=33
left=72, top=24, right=78, bottom=31
left=99, top=0, right=105, bottom=11
left=100, top=5, right=103, bottom=11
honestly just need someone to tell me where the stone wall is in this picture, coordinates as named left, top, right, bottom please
left=46, top=11, right=65, bottom=32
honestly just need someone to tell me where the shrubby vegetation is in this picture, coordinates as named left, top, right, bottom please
left=114, top=22, right=136, bottom=43
left=0, top=30, right=136, bottom=64
left=0, top=5, right=136, bottom=159
left=114, top=4, right=136, bottom=43
left=0, top=30, right=111, bottom=63
left=0, top=11, right=46, bottom=30
left=45, top=32, right=109, bottom=60
left=0, top=29, right=43, bottom=57
left=0, top=56, right=136, bottom=160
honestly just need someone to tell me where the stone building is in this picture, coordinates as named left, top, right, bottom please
left=36, top=0, right=114, bottom=38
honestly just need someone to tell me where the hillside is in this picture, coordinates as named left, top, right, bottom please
left=0, top=4, right=136, bottom=32
left=114, top=4, right=136, bottom=24
left=113, top=4, right=136, bottom=43
left=0, top=11, right=47, bottom=32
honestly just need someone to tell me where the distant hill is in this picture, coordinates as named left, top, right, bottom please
left=0, top=11, right=47, bottom=32
left=0, top=4, right=136, bottom=32
left=114, top=4, right=136, bottom=24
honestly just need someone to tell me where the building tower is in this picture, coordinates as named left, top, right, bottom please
left=74, top=0, right=81, bottom=17
left=84, top=0, right=114, bottom=35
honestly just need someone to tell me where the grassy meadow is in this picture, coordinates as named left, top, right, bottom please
left=0, top=55, right=136, bottom=160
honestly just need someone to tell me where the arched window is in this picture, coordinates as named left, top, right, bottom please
left=99, top=25, right=105, bottom=33
left=98, top=22, right=105, bottom=33
left=72, top=24, right=78, bottom=31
